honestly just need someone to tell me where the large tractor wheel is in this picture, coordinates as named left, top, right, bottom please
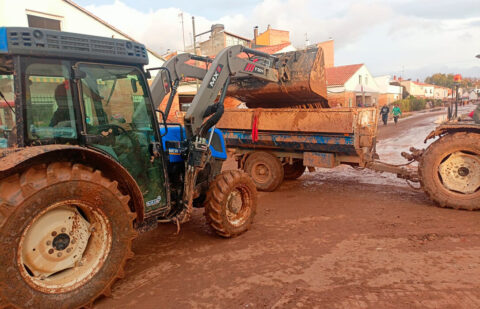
left=419, top=132, right=480, bottom=210
left=244, top=151, right=284, bottom=191
left=0, top=162, right=137, bottom=308
left=204, top=170, right=257, bottom=237
left=283, top=159, right=306, bottom=180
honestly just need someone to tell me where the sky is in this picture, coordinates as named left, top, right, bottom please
left=75, top=0, right=480, bottom=80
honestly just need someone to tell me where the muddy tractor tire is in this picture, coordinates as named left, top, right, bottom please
left=0, top=162, right=137, bottom=309
left=244, top=151, right=284, bottom=191
left=419, top=132, right=480, bottom=210
left=204, top=170, right=257, bottom=238
left=283, top=159, right=306, bottom=180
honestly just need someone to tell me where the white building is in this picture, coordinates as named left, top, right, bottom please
left=374, top=75, right=403, bottom=105
left=326, top=64, right=381, bottom=107
left=0, top=0, right=164, bottom=72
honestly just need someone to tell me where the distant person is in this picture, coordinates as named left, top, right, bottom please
left=380, top=104, right=390, bottom=125
left=392, top=104, right=402, bottom=125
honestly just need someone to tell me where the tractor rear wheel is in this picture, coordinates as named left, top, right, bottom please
left=244, top=151, right=284, bottom=191
left=204, top=170, right=257, bottom=237
left=419, top=132, right=480, bottom=210
left=0, top=162, right=136, bottom=308
left=283, top=159, right=306, bottom=180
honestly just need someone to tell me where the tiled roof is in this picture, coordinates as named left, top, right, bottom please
left=326, top=64, right=363, bottom=86
left=253, top=42, right=292, bottom=55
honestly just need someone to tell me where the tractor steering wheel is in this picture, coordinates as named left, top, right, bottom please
left=94, top=124, right=141, bottom=151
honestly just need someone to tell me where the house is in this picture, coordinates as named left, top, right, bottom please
left=374, top=75, right=403, bottom=106
left=397, top=79, right=425, bottom=97
left=0, top=0, right=164, bottom=72
left=192, top=24, right=251, bottom=56
left=433, top=86, right=451, bottom=100
left=420, top=82, right=434, bottom=98
left=326, top=64, right=380, bottom=107
left=253, top=25, right=290, bottom=47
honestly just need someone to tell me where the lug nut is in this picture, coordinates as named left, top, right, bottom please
left=67, top=248, right=72, bottom=253
left=48, top=249, right=54, bottom=254
left=46, top=240, right=51, bottom=246
left=57, top=252, right=62, bottom=258
left=61, top=228, right=66, bottom=233
left=51, top=231, right=57, bottom=236
left=71, top=239, right=76, bottom=244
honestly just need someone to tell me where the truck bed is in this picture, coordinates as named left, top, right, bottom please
left=216, top=107, right=379, bottom=167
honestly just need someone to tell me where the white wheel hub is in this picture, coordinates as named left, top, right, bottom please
left=18, top=201, right=111, bottom=293
left=439, top=151, right=480, bottom=194
left=21, top=205, right=90, bottom=278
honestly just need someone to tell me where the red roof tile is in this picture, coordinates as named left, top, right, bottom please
left=253, top=42, right=292, bottom=55
left=326, top=64, right=363, bottom=86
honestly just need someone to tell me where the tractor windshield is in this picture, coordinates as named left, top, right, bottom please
left=0, top=73, right=15, bottom=149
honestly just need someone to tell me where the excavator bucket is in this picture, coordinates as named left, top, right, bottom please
left=227, top=46, right=329, bottom=108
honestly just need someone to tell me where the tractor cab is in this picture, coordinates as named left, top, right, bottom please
left=0, top=27, right=169, bottom=215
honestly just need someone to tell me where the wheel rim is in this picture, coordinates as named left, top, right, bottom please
left=251, top=162, right=270, bottom=184
left=18, top=201, right=112, bottom=294
left=438, top=151, right=480, bottom=194
left=225, top=186, right=252, bottom=227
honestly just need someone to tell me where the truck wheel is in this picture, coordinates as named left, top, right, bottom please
left=284, top=159, right=306, bottom=180
left=0, top=162, right=136, bottom=308
left=419, top=132, right=480, bottom=210
left=244, top=151, right=284, bottom=191
left=204, top=170, right=257, bottom=237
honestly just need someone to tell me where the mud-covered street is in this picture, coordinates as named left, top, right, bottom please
left=96, top=106, right=480, bottom=309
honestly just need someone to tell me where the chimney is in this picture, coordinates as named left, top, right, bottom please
left=254, top=26, right=258, bottom=45
left=393, top=75, right=396, bottom=80
left=267, top=24, right=271, bottom=30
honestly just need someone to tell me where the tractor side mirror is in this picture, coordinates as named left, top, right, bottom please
left=160, top=70, right=171, bottom=94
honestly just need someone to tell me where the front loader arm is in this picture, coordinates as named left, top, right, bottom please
left=184, top=45, right=278, bottom=139
left=150, top=53, right=212, bottom=110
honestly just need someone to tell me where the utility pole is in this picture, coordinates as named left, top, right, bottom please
left=179, top=12, right=186, bottom=51
left=192, top=16, right=198, bottom=90
left=192, top=16, right=197, bottom=55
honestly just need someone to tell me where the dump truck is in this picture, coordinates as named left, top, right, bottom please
left=0, top=27, right=293, bottom=308
left=153, top=47, right=480, bottom=211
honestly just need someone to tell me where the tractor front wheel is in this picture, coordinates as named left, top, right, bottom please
left=204, top=170, right=257, bottom=237
left=419, top=132, right=480, bottom=210
left=0, top=162, right=136, bottom=308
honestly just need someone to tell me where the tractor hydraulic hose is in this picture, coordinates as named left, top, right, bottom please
left=164, top=79, right=179, bottom=120
left=199, top=76, right=230, bottom=138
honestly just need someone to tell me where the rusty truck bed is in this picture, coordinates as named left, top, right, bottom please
left=216, top=107, right=379, bottom=168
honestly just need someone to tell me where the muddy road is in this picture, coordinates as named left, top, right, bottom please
left=96, top=105, right=480, bottom=309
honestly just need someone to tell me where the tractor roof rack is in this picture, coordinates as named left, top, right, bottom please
left=0, top=27, right=148, bottom=65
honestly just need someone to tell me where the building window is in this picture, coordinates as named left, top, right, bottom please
left=27, top=14, right=61, bottom=31
left=365, top=76, right=368, bottom=85
left=359, top=75, right=362, bottom=84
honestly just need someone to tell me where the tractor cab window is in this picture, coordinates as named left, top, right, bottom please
left=0, top=73, right=15, bottom=148
left=78, top=63, right=167, bottom=213
left=24, top=61, right=77, bottom=143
